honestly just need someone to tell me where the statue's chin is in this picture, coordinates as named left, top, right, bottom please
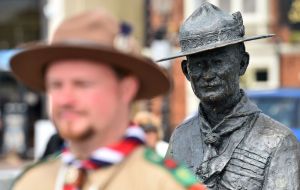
left=196, top=93, right=226, bottom=105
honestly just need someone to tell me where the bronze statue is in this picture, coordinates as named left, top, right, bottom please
left=158, top=2, right=300, bottom=190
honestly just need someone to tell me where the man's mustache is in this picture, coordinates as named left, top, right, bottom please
left=55, top=107, right=86, bottom=115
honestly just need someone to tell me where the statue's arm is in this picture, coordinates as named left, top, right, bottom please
left=262, top=134, right=300, bottom=190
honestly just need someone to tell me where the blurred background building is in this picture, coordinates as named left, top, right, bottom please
left=0, top=0, right=300, bottom=175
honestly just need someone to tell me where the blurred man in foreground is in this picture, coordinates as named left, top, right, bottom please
left=10, top=9, right=205, bottom=190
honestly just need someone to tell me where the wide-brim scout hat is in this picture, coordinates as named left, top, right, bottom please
left=157, top=2, right=274, bottom=62
left=10, top=9, right=170, bottom=100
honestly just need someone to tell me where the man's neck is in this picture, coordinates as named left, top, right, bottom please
left=68, top=131, right=125, bottom=160
left=201, top=91, right=242, bottom=126
left=67, top=119, right=130, bottom=159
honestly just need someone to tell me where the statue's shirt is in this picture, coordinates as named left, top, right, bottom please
left=167, top=91, right=300, bottom=190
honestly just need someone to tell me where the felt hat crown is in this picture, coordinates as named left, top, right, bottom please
left=10, top=9, right=170, bottom=100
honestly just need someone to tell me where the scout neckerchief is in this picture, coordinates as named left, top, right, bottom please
left=61, top=125, right=145, bottom=190
left=196, top=90, right=261, bottom=186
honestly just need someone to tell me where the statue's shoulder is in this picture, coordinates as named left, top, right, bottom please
left=246, top=112, right=299, bottom=149
left=176, top=113, right=198, bottom=130
left=256, top=112, right=295, bottom=137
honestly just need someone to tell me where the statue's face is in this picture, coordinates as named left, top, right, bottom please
left=186, top=45, right=242, bottom=103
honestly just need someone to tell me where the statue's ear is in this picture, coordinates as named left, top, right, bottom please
left=239, top=52, right=249, bottom=76
left=181, top=60, right=191, bottom=81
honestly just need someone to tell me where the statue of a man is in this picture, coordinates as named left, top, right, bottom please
left=158, top=2, right=300, bottom=190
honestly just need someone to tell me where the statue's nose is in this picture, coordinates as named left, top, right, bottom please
left=202, top=71, right=215, bottom=81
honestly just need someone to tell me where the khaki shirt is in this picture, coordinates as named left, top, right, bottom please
left=12, top=147, right=204, bottom=190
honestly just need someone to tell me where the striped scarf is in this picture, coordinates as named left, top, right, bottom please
left=61, top=125, right=145, bottom=190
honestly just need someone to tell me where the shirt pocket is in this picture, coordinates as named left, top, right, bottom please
left=219, top=147, right=270, bottom=190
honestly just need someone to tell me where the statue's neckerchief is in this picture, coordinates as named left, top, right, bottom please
left=197, top=90, right=261, bottom=187
left=58, top=125, right=145, bottom=190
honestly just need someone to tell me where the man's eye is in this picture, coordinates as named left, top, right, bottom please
left=46, top=82, right=61, bottom=90
left=214, top=60, right=222, bottom=64
left=195, top=62, right=207, bottom=69
left=77, top=81, right=93, bottom=87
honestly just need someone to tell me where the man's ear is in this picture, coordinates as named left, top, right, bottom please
left=239, top=52, right=249, bottom=76
left=181, top=60, right=191, bottom=81
left=120, top=76, right=139, bottom=103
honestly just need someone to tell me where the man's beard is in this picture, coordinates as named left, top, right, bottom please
left=193, top=87, right=226, bottom=103
left=54, top=120, right=95, bottom=141
left=200, top=92, right=226, bottom=103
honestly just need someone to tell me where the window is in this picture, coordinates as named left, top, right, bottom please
left=0, top=0, right=42, bottom=49
left=255, top=69, right=268, bottom=82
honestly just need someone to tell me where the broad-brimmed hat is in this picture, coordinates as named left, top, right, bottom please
left=10, top=9, right=170, bottom=100
left=157, top=2, right=274, bottom=62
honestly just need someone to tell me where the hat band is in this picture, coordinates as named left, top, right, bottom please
left=179, top=26, right=245, bottom=52
left=54, top=38, right=123, bottom=50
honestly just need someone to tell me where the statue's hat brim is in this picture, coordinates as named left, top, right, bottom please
left=156, top=34, right=274, bottom=62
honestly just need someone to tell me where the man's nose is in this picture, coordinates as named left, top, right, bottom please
left=54, top=85, right=76, bottom=106
left=189, top=61, right=215, bottom=79
left=202, top=70, right=215, bottom=81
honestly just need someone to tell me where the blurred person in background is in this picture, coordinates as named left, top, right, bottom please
left=133, top=111, right=168, bottom=157
left=9, top=8, right=206, bottom=190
